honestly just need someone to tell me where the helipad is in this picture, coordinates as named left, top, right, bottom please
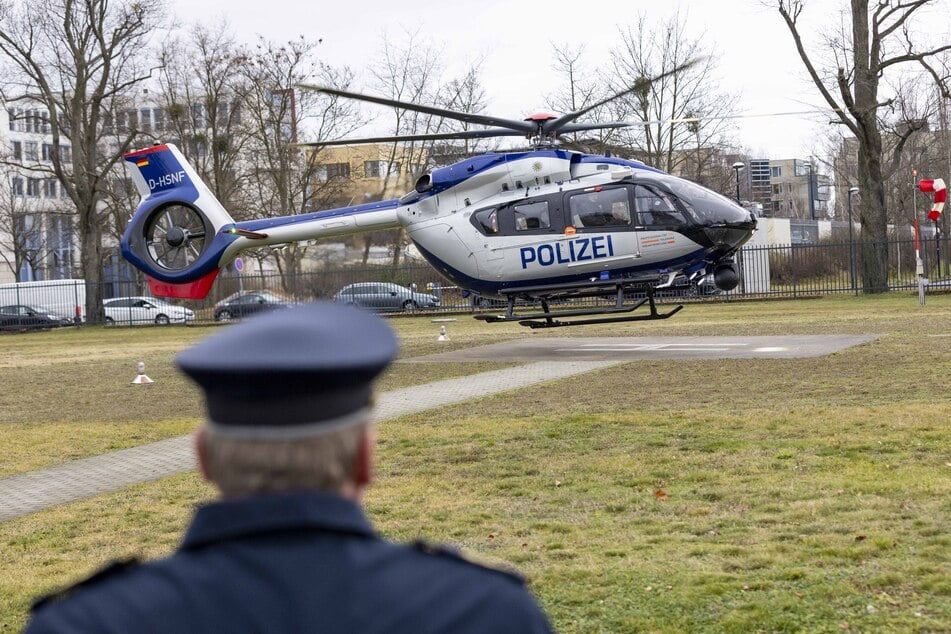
left=409, top=335, right=880, bottom=362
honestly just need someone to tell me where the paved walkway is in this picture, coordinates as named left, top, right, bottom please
left=0, top=360, right=622, bottom=521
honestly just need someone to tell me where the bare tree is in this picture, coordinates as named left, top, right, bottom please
left=366, top=28, right=462, bottom=267
left=777, top=0, right=951, bottom=292
left=433, top=61, right=496, bottom=161
left=609, top=11, right=740, bottom=178
left=238, top=36, right=361, bottom=294
left=157, top=20, right=251, bottom=208
left=0, top=0, right=163, bottom=320
left=547, top=43, right=621, bottom=152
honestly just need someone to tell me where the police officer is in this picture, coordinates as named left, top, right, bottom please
left=27, top=302, right=552, bottom=633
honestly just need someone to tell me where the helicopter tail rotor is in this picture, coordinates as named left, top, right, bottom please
left=121, top=144, right=239, bottom=299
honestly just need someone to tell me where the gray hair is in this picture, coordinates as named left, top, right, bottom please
left=202, top=419, right=370, bottom=497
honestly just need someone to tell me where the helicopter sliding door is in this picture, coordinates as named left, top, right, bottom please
left=562, top=185, right=641, bottom=276
left=465, top=195, right=563, bottom=283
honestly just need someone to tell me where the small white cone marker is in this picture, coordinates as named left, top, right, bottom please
left=437, top=325, right=450, bottom=342
left=132, top=361, right=154, bottom=385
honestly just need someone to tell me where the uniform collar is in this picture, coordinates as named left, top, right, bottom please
left=181, top=491, right=376, bottom=550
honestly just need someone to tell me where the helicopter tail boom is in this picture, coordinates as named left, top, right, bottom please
left=120, top=143, right=407, bottom=300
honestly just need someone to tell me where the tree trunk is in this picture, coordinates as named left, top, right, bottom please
left=856, top=129, right=890, bottom=292
left=851, top=0, right=888, bottom=293
left=79, top=207, right=104, bottom=322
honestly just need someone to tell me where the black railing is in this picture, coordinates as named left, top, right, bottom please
left=2, top=236, right=949, bottom=328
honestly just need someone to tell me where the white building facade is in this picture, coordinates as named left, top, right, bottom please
left=1, top=99, right=78, bottom=284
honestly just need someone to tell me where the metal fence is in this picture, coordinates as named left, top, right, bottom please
left=2, top=236, right=949, bottom=328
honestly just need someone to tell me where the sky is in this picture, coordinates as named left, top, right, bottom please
left=164, top=0, right=946, bottom=160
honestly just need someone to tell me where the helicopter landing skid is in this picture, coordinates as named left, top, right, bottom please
left=474, top=289, right=683, bottom=329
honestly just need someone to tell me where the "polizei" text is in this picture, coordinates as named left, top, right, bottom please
left=520, top=235, right=615, bottom=269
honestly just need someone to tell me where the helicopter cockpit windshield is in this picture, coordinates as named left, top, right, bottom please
left=662, top=177, right=754, bottom=227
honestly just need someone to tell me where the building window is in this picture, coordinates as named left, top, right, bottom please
left=10, top=108, right=25, bottom=132
left=12, top=176, right=24, bottom=196
left=11, top=140, right=22, bottom=160
left=317, top=162, right=351, bottom=181
left=191, top=103, right=205, bottom=127
left=152, top=108, right=165, bottom=132
left=117, top=109, right=138, bottom=132
left=60, top=145, right=72, bottom=164
left=44, top=179, right=57, bottom=198
left=26, top=178, right=40, bottom=197
left=771, top=166, right=782, bottom=178
left=364, top=160, right=383, bottom=178
left=365, top=161, right=400, bottom=177
left=215, top=102, right=230, bottom=126
left=24, top=142, right=39, bottom=162
left=42, top=143, right=54, bottom=162
left=48, top=215, right=74, bottom=278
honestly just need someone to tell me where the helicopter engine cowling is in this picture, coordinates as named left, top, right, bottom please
left=409, top=151, right=575, bottom=208
left=713, top=260, right=740, bottom=291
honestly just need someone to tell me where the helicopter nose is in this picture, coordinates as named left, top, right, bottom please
left=696, top=200, right=756, bottom=250
left=703, top=220, right=756, bottom=250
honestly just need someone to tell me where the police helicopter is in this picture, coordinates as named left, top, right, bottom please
left=120, top=62, right=756, bottom=328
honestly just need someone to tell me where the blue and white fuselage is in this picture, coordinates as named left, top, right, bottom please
left=121, top=144, right=755, bottom=299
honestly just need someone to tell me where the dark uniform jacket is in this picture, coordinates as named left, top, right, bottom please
left=26, top=492, right=553, bottom=633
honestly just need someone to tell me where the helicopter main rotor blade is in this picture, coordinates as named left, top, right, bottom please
left=298, top=84, right=536, bottom=134
left=294, top=127, right=527, bottom=149
left=555, top=121, right=640, bottom=134
left=542, top=56, right=707, bottom=136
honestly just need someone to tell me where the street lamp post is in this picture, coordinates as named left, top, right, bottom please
left=805, top=162, right=816, bottom=220
left=847, top=186, right=859, bottom=292
left=732, top=161, right=745, bottom=203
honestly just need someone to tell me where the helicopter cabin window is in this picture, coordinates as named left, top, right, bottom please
left=513, top=201, right=550, bottom=231
left=473, top=207, right=499, bottom=234
left=634, top=185, right=685, bottom=226
left=568, top=187, right=631, bottom=229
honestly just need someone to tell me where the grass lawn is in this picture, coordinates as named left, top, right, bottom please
left=1, top=293, right=950, bottom=631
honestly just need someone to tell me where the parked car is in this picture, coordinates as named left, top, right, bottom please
left=0, top=279, right=86, bottom=323
left=0, top=304, right=73, bottom=331
left=103, top=296, right=194, bottom=325
left=333, top=282, right=440, bottom=312
left=213, top=291, right=292, bottom=321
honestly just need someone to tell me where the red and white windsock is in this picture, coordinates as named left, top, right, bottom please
left=918, top=178, right=946, bottom=222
